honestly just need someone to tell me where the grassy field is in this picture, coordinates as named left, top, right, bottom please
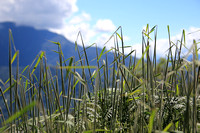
left=0, top=25, right=200, bottom=132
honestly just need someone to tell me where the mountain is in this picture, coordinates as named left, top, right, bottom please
left=0, top=22, right=119, bottom=81
left=0, top=22, right=112, bottom=66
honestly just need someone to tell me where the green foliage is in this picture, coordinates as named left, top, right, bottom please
left=0, top=25, right=200, bottom=133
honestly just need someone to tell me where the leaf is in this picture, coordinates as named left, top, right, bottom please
left=9, top=29, right=16, bottom=51
left=116, top=32, right=122, bottom=40
left=2, top=83, right=15, bottom=95
left=58, top=66, right=96, bottom=69
left=75, top=41, right=78, bottom=51
left=143, top=32, right=153, bottom=41
left=145, top=24, right=149, bottom=33
left=91, top=65, right=104, bottom=81
left=120, top=46, right=132, bottom=48
left=134, top=45, right=149, bottom=72
left=148, top=108, right=158, bottom=133
left=182, top=30, right=186, bottom=45
left=52, top=50, right=59, bottom=54
left=65, top=57, right=74, bottom=80
left=49, top=40, right=60, bottom=45
left=31, top=51, right=44, bottom=75
left=72, top=80, right=79, bottom=91
left=176, top=84, right=180, bottom=96
left=21, top=65, right=29, bottom=74
left=73, top=72, right=86, bottom=87
left=129, top=84, right=142, bottom=96
left=120, top=63, right=134, bottom=76
left=62, top=95, right=85, bottom=102
left=85, top=43, right=96, bottom=50
left=103, top=47, right=114, bottom=55
left=125, top=49, right=135, bottom=59
left=194, top=39, right=198, bottom=60
left=97, top=46, right=106, bottom=62
left=91, top=70, right=97, bottom=79
left=163, top=122, right=173, bottom=132
left=11, top=51, right=19, bottom=64
left=55, top=120, right=74, bottom=126
left=4, top=101, right=36, bottom=125
left=109, top=54, right=122, bottom=66
left=83, top=129, right=110, bottom=133
left=149, top=25, right=157, bottom=34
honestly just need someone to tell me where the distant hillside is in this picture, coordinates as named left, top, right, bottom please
left=0, top=22, right=123, bottom=82
left=0, top=22, right=114, bottom=66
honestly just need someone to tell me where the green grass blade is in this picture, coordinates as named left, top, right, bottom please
left=163, top=122, right=173, bottom=132
left=31, top=51, right=44, bottom=75
left=11, top=51, right=19, bottom=64
left=97, top=46, right=106, bottom=62
left=4, top=101, right=36, bottom=125
left=148, top=108, right=157, bottom=133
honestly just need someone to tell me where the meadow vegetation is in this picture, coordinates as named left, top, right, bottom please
left=0, top=25, right=200, bottom=132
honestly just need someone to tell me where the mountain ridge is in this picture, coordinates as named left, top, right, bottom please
left=0, top=22, right=114, bottom=67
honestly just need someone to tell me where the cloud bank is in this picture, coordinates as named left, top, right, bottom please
left=49, top=13, right=118, bottom=47
left=95, top=19, right=116, bottom=32
left=0, top=0, right=119, bottom=48
left=124, top=27, right=200, bottom=58
left=0, top=0, right=78, bottom=29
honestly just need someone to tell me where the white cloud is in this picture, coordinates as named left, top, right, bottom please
left=126, top=27, right=200, bottom=58
left=0, top=0, right=99, bottom=46
left=49, top=12, right=96, bottom=45
left=155, top=27, right=200, bottom=57
left=123, top=43, right=142, bottom=57
left=69, top=12, right=91, bottom=24
left=96, top=33, right=113, bottom=48
left=50, top=21, right=96, bottom=45
left=0, top=0, right=128, bottom=49
left=123, top=36, right=131, bottom=42
left=0, top=0, right=78, bottom=29
left=50, top=17, right=119, bottom=47
left=95, top=19, right=116, bottom=32
left=95, top=33, right=131, bottom=49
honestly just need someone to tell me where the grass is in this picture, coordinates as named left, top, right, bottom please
left=0, top=24, right=200, bottom=132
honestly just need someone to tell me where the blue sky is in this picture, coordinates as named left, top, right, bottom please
left=0, top=0, right=199, bottom=57
left=77, top=0, right=200, bottom=38
left=76, top=0, right=200, bottom=43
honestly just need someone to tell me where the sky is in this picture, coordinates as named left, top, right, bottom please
left=0, top=0, right=200, bottom=57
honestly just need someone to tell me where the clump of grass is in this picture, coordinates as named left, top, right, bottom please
left=0, top=25, right=200, bottom=132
